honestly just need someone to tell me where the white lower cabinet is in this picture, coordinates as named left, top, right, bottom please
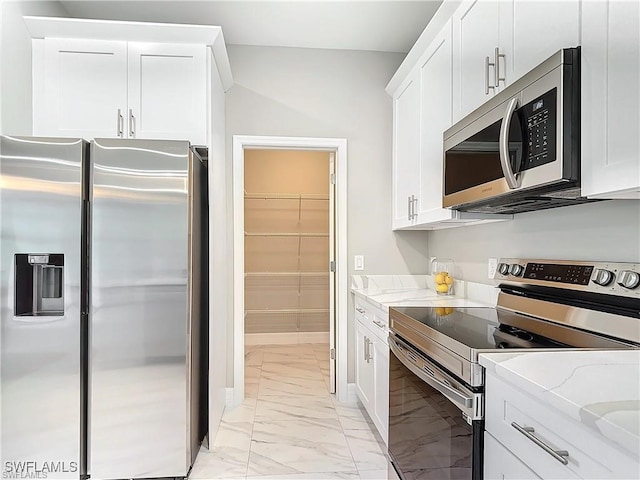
left=354, top=298, right=389, bottom=445
left=484, top=370, right=638, bottom=479
left=484, top=431, right=540, bottom=480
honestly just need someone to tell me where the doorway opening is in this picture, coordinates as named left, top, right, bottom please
left=232, top=136, right=348, bottom=406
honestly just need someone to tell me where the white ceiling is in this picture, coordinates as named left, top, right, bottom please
left=58, top=1, right=443, bottom=53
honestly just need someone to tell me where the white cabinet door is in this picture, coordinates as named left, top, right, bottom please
left=372, top=338, right=389, bottom=445
left=417, top=20, right=457, bottom=225
left=392, top=71, right=421, bottom=229
left=452, top=0, right=501, bottom=121
left=581, top=0, right=640, bottom=199
left=484, top=432, right=541, bottom=480
left=127, top=43, right=207, bottom=144
left=355, top=320, right=374, bottom=411
left=509, top=0, right=580, bottom=81
left=38, top=38, right=127, bottom=138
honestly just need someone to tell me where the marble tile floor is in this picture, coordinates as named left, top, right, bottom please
left=189, top=343, right=399, bottom=480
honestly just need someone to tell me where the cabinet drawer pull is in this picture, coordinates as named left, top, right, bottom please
left=485, top=56, right=496, bottom=94
left=129, top=109, right=135, bottom=137
left=356, top=307, right=366, bottom=314
left=494, top=47, right=506, bottom=87
left=117, top=109, right=124, bottom=137
left=373, top=319, right=385, bottom=329
left=407, top=196, right=412, bottom=220
left=511, top=422, right=569, bottom=465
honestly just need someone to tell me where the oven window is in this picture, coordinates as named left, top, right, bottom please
left=388, top=349, right=476, bottom=480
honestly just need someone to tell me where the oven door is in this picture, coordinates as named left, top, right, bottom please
left=388, top=334, right=484, bottom=480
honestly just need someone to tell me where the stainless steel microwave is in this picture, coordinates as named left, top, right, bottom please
left=443, top=48, right=595, bottom=214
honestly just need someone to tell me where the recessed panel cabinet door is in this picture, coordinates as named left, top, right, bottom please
left=452, top=0, right=501, bottom=122
left=581, top=0, right=640, bottom=198
left=127, top=43, right=207, bottom=144
left=355, top=320, right=374, bottom=411
left=40, top=38, right=127, bottom=138
left=392, top=72, right=420, bottom=229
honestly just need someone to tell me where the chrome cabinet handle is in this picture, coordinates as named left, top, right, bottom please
left=117, top=109, right=124, bottom=137
left=511, top=422, right=569, bottom=465
left=356, top=307, right=366, bottom=314
left=485, top=56, right=496, bottom=95
left=363, top=335, right=368, bottom=362
left=494, top=47, right=506, bottom=87
left=129, top=109, right=135, bottom=137
left=407, top=196, right=412, bottom=220
left=412, top=196, right=418, bottom=219
left=499, top=97, right=522, bottom=189
left=365, top=338, right=373, bottom=363
left=373, top=319, right=385, bottom=329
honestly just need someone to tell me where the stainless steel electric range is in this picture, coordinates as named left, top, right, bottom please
left=387, top=258, right=640, bottom=480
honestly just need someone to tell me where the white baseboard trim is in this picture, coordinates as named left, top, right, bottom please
left=346, top=383, right=358, bottom=403
left=225, top=387, right=235, bottom=407
left=245, top=332, right=329, bottom=345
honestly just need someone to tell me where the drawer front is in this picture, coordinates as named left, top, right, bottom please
left=484, top=431, right=541, bottom=480
left=486, top=373, right=638, bottom=479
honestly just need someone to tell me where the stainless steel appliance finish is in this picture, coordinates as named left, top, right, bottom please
left=388, top=258, right=639, bottom=480
left=1, top=136, right=87, bottom=479
left=89, top=138, right=203, bottom=479
left=442, top=48, right=591, bottom=214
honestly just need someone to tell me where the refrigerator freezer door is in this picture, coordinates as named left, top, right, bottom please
left=89, top=139, right=190, bottom=479
left=0, top=136, right=85, bottom=479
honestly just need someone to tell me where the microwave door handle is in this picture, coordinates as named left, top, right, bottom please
left=499, top=97, right=522, bottom=189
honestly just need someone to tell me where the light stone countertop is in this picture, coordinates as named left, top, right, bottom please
left=479, top=350, right=640, bottom=460
left=351, top=274, right=498, bottom=312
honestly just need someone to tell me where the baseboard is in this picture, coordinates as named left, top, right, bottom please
left=245, top=332, right=329, bottom=345
left=347, top=382, right=358, bottom=403
left=225, top=387, right=235, bottom=406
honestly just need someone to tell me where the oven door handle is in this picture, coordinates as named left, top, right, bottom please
left=389, top=337, right=474, bottom=409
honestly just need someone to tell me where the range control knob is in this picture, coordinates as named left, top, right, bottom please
left=497, top=263, right=510, bottom=276
left=509, top=264, right=525, bottom=277
left=592, top=268, right=615, bottom=287
left=617, top=270, right=640, bottom=290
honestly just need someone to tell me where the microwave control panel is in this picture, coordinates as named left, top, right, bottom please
left=521, top=88, right=557, bottom=171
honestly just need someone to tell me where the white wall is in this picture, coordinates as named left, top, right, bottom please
left=226, top=45, right=430, bottom=385
left=427, top=200, right=640, bottom=283
left=0, top=1, right=69, bottom=135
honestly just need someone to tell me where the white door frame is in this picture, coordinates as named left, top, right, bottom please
left=232, top=135, right=348, bottom=405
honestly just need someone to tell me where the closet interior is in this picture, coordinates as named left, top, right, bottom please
left=244, top=149, right=331, bottom=345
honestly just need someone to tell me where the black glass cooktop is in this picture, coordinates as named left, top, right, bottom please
left=389, top=306, right=569, bottom=351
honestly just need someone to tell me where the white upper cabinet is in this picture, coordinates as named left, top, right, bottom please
left=390, top=19, right=510, bottom=230
left=452, top=0, right=580, bottom=123
left=38, top=39, right=128, bottom=139
left=509, top=1, right=580, bottom=81
left=452, top=0, right=502, bottom=122
left=581, top=0, right=640, bottom=199
left=392, top=71, right=421, bottom=228
left=35, top=38, right=207, bottom=144
left=127, top=43, right=207, bottom=143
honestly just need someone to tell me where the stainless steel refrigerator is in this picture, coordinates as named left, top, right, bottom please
left=1, top=136, right=208, bottom=479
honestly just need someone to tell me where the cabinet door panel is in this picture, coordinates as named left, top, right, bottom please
left=418, top=21, right=454, bottom=223
left=355, top=321, right=374, bottom=411
left=40, top=38, right=127, bottom=138
left=484, top=432, right=541, bottom=480
left=511, top=0, right=580, bottom=81
left=581, top=0, right=640, bottom=198
left=372, top=339, right=389, bottom=445
left=392, top=73, right=421, bottom=229
left=452, top=0, right=500, bottom=121
left=128, top=43, right=207, bottom=144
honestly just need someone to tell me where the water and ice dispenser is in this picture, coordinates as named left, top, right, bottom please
left=15, top=254, right=64, bottom=316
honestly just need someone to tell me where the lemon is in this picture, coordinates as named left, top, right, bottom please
left=435, top=273, right=445, bottom=285
left=444, top=307, right=454, bottom=315
left=435, top=307, right=445, bottom=316
left=445, top=275, right=453, bottom=286
left=436, top=284, right=449, bottom=293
